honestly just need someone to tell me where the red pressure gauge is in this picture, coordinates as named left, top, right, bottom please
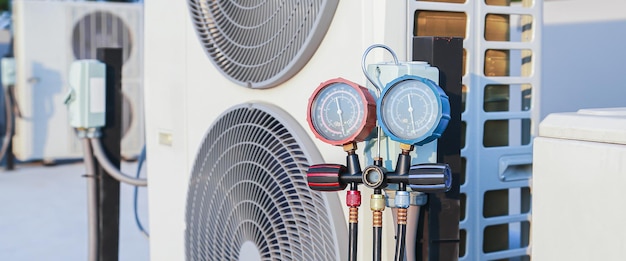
left=307, top=78, right=377, bottom=146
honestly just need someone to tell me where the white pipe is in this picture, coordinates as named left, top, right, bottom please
left=89, top=138, right=147, bottom=187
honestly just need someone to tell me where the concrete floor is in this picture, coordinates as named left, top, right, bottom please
left=0, top=160, right=150, bottom=261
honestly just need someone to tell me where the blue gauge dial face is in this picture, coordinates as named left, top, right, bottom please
left=311, top=83, right=365, bottom=142
left=380, top=79, right=440, bottom=141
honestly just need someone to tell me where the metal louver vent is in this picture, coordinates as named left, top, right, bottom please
left=186, top=103, right=343, bottom=261
left=187, top=0, right=339, bottom=89
left=72, top=11, right=133, bottom=63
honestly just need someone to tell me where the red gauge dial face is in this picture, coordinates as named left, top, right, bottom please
left=307, top=78, right=376, bottom=146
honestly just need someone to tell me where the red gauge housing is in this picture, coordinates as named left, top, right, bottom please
left=307, top=78, right=377, bottom=146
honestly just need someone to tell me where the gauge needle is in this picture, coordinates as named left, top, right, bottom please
left=407, top=95, right=416, bottom=132
left=336, top=97, right=346, bottom=135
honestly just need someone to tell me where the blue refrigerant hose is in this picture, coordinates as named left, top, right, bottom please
left=133, top=145, right=149, bottom=238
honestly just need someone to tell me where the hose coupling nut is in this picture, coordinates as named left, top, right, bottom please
left=346, top=190, right=361, bottom=207
left=394, top=191, right=410, bottom=209
left=370, top=194, right=385, bottom=211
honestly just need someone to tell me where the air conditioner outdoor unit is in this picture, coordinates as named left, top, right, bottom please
left=12, top=0, right=144, bottom=162
left=144, top=0, right=419, bottom=260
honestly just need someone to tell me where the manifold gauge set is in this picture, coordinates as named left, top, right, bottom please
left=307, top=59, right=450, bottom=149
left=305, top=44, right=452, bottom=261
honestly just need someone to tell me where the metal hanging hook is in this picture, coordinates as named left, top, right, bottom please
left=361, top=44, right=400, bottom=95
left=361, top=44, right=400, bottom=161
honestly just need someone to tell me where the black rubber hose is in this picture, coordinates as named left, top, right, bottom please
left=373, top=226, right=382, bottom=261
left=349, top=222, right=358, bottom=261
left=394, top=223, right=407, bottom=261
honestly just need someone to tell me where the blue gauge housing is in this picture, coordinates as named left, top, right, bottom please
left=377, top=75, right=450, bottom=146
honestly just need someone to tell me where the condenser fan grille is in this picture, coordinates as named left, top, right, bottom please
left=72, top=11, right=133, bottom=63
left=187, top=0, right=338, bottom=88
left=186, top=103, right=340, bottom=261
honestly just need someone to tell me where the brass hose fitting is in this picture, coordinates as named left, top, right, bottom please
left=397, top=208, right=408, bottom=225
left=371, top=194, right=385, bottom=228
left=349, top=207, right=359, bottom=224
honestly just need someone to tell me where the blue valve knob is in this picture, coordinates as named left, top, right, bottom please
left=408, top=163, right=452, bottom=193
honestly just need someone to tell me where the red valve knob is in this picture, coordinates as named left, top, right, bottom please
left=307, top=164, right=348, bottom=191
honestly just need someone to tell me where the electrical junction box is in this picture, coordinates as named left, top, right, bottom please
left=1, top=57, right=15, bottom=88
left=364, top=61, right=441, bottom=169
left=64, top=60, right=106, bottom=129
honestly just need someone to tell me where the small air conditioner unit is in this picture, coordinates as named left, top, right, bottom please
left=145, top=0, right=418, bottom=260
left=12, top=0, right=144, bottom=162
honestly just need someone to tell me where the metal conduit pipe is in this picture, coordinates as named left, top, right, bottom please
left=89, top=138, right=147, bottom=187
left=82, top=139, right=98, bottom=261
left=0, top=88, right=14, bottom=160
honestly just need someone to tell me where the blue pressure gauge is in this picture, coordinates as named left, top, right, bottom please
left=377, top=75, right=450, bottom=146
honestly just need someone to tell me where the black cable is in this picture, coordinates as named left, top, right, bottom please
left=394, top=223, right=407, bottom=261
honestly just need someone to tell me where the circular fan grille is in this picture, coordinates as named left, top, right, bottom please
left=186, top=103, right=340, bottom=261
left=72, top=11, right=133, bottom=63
left=187, top=0, right=339, bottom=89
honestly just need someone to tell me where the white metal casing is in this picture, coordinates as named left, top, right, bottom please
left=144, top=1, right=417, bottom=260
left=12, top=0, right=144, bottom=161
left=533, top=108, right=626, bottom=260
